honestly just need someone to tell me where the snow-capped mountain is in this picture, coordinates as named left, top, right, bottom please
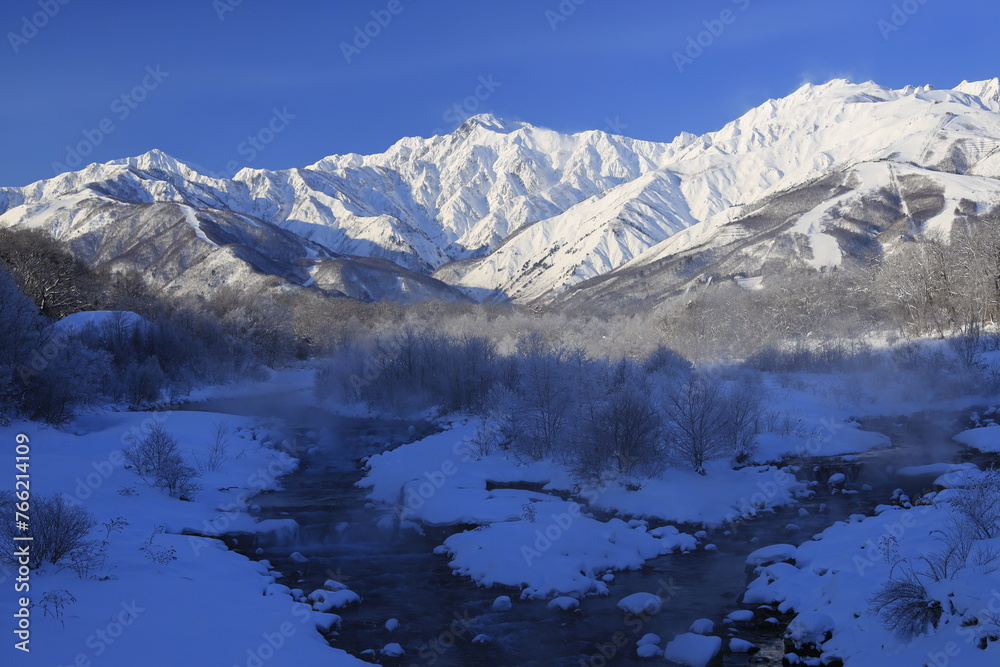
left=2, top=78, right=999, bottom=304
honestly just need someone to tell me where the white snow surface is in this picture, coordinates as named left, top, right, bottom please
left=662, top=633, right=722, bottom=667
left=0, top=408, right=366, bottom=666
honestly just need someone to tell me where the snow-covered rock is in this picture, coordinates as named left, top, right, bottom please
left=616, top=592, right=663, bottom=616
left=663, top=633, right=722, bottom=667
left=380, top=643, right=405, bottom=657
left=491, top=595, right=512, bottom=612
left=547, top=597, right=580, bottom=612
left=689, top=618, right=714, bottom=634
left=746, top=543, right=798, bottom=566
left=307, top=588, right=362, bottom=612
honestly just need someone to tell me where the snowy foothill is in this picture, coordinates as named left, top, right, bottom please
left=0, top=408, right=367, bottom=666
left=742, top=469, right=1000, bottom=666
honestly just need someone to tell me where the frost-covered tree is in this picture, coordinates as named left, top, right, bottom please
left=662, top=373, right=728, bottom=474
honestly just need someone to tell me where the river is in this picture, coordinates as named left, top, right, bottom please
left=175, top=391, right=990, bottom=666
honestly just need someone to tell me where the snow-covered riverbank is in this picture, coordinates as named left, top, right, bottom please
left=0, top=368, right=366, bottom=666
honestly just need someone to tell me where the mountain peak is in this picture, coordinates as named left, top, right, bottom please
left=954, top=78, right=1000, bottom=105
left=108, top=149, right=194, bottom=176
left=457, top=113, right=526, bottom=134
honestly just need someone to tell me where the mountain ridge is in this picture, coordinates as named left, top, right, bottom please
left=2, top=77, right=999, bottom=305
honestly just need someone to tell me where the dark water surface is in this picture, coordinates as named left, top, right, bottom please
left=175, top=391, right=988, bottom=666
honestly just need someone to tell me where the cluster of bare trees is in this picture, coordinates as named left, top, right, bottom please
left=0, top=229, right=285, bottom=423
left=878, top=219, right=1000, bottom=336
left=316, top=331, right=764, bottom=477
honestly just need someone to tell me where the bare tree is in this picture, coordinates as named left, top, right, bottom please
left=575, top=380, right=663, bottom=477
left=724, top=377, right=764, bottom=465
left=663, top=374, right=728, bottom=475
left=0, top=228, right=100, bottom=317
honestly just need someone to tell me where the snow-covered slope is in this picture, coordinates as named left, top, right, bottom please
left=2, top=78, right=999, bottom=303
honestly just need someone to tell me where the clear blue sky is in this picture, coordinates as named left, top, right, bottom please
left=1, top=0, right=996, bottom=186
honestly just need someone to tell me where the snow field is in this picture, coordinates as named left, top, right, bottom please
left=0, top=409, right=366, bottom=666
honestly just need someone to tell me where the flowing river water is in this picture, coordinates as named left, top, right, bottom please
left=175, top=391, right=993, bottom=667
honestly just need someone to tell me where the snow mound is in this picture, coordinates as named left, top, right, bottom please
left=954, top=424, right=1000, bottom=453
left=746, top=543, right=798, bottom=566
left=663, top=633, right=722, bottom=667
left=443, top=513, right=675, bottom=599
left=547, top=597, right=580, bottom=611
left=491, top=595, right=512, bottom=612
left=689, top=618, right=714, bottom=634
left=307, top=588, right=362, bottom=612
left=380, top=643, right=405, bottom=657
left=787, top=611, right=835, bottom=644
left=636, top=643, right=662, bottom=658
left=726, top=609, right=755, bottom=623
left=617, top=592, right=663, bottom=616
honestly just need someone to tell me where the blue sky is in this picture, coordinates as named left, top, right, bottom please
left=0, top=0, right=996, bottom=186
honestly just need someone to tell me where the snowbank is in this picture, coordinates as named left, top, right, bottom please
left=584, top=461, right=809, bottom=527
left=439, top=512, right=694, bottom=599
left=954, top=424, right=1000, bottom=453
left=0, top=412, right=365, bottom=665
left=742, top=497, right=1000, bottom=666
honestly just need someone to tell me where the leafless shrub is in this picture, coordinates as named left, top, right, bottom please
left=869, top=569, right=942, bottom=638
left=0, top=493, right=98, bottom=569
left=196, top=419, right=231, bottom=473
left=123, top=424, right=200, bottom=499
left=950, top=469, right=1000, bottom=540
left=36, top=589, right=76, bottom=628
left=139, top=525, right=177, bottom=565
